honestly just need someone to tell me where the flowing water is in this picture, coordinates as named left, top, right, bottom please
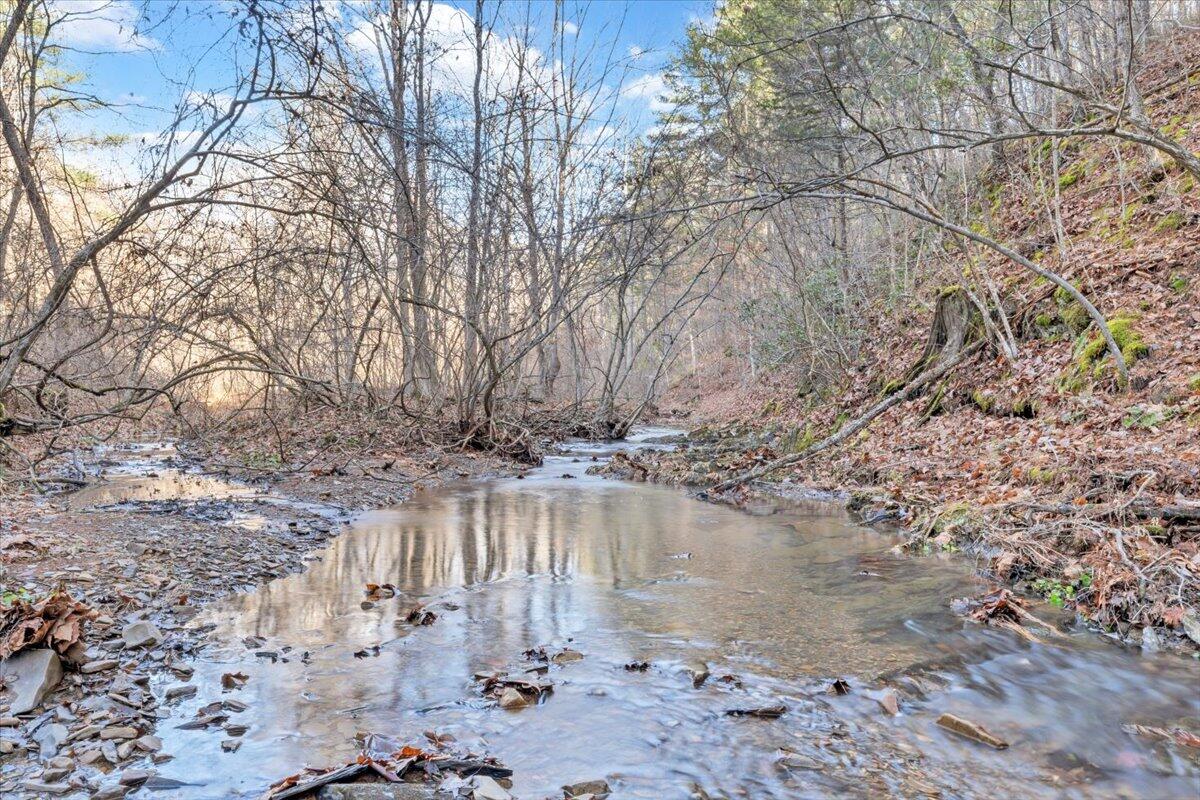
left=149, top=429, right=1200, bottom=799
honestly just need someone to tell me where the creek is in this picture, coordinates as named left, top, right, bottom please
left=144, top=429, right=1199, bottom=799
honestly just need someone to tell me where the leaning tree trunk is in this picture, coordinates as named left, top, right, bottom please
left=711, top=288, right=986, bottom=493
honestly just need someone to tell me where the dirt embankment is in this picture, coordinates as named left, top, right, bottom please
left=641, top=36, right=1200, bottom=646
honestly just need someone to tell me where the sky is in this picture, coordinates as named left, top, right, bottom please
left=53, top=0, right=712, bottom=150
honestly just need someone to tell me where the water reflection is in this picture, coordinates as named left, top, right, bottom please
left=154, top=435, right=1200, bottom=799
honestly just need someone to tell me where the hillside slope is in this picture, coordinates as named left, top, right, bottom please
left=643, top=35, right=1200, bottom=642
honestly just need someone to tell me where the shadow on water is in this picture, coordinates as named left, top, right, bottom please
left=153, top=428, right=1200, bottom=799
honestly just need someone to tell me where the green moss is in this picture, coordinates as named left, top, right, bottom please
left=1011, top=395, right=1037, bottom=418
left=881, top=377, right=906, bottom=396
left=1057, top=161, right=1086, bottom=190
left=1034, top=312, right=1055, bottom=327
left=1032, top=572, right=1092, bottom=607
left=1027, top=466, right=1058, bottom=484
left=1057, top=372, right=1088, bottom=394
left=970, top=390, right=996, bottom=413
left=1067, top=315, right=1149, bottom=388
left=1188, top=374, right=1200, bottom=393
left=1169, top=273, right=1189, bottom=293
left=1122, top=404, right=1174, bottom=430
left=1181, top=175, right=1195, bottom=194
left=1053, top=282, right=1083, bottom=307
left=782, top=423, right=818, bottom=454
left=932, top=501, right=979, bottom=533
left=1060, top=302, right=1091, bottom=334
left=1153, top=211, right=1187, bottom=232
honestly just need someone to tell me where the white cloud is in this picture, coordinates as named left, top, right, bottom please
left=628, top=45, right=646, bottom=60
left=345, top=3, right=546, bottom=100
left=186, top=90, right=236, bottom=112
left=622, top=72, right=673, bottom=113
left=53, top=0, right=159, bottom=52
left=561, top=21, right=579, bottom=37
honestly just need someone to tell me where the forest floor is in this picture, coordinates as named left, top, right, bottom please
left=0, top=417, right=512, bottom=796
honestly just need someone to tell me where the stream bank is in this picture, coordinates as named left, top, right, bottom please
left=596, top=422, right=1200, bottom=652
left=0, top=440, right=511, bottom=797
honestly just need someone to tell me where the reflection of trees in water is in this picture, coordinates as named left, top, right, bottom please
left=174, top=477, right=1017, bottom=786
left=219, top=482, right=688, bottom=643
left=212, top=477, right=972, bottom=686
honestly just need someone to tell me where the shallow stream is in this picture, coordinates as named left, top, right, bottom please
left=147, top=429, right=1199, bottom=799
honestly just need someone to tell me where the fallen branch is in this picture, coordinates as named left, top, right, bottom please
left=1009, top=500, right=1200, bottom=523
left=711, top=341, right=984, bottom=492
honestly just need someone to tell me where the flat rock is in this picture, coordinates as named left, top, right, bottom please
left=552, top=648, right=584, bottom=664
left=81, top=659, right=120, bottom=674
left=22, top=781, right=72, bottom=795
left=497, top=687, right=528, bottom=709
left=134, top=734, right=162, bottom=752
left=118, top=768, right=154, bottom=786
left=100, top=725, right=138, bottom=740
left=90, top=788, right=129, bottom=800
left=165, top=684, right=197, bottom=700
left=121, top=621, right=162, bottom=649
left=41, top=766, right=71, bottom=781
left=317, top=786, right=438, bottom=800
left=563, top=779, right=611, bottom=798
left=936, top=713, right=1009, bottom=749
left=2, top=648, right=64, bottom=714
left=33, top=722, right=69, bottom=757
left=471, top=776, right=514, bottom=800
left=1182, top=612, right=1200, bottom=646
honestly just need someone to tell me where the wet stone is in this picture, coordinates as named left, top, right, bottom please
left=134, top=734, right=162, bottom=752
left=22, top=780, right=72, bottom=795
left=497, top=687, right=528, bottom=709
left=165, top=684, right=197, bottom=701
left=118, top=768, right=154, bottom=786
left=33, top=722, right=69, bottom=757
left=563, top=779, right=611, bottom=798
left=2, top=648, right=64, bottom=714
left=79, top=748, right=106, bottom=765
left=121, top=621, right=162, bottom=649
left=470, top=776, right=514, bottom=800
left=91, top=787, right=129, bottom=800
left=101, top=726, right=139, bottom=740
